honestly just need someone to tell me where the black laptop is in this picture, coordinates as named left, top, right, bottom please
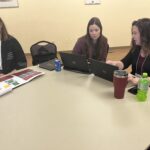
left=89, top=59, right=119, bottom=81
left=39, top=59, right=56, bottom=71
left=59, top=52, right=90, bottom=73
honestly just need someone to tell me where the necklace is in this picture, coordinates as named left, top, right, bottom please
left=135, top=51, right=148, bottom=76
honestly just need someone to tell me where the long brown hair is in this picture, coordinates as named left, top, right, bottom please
left=85, top=17, right=108, bottom=59
left=131, top=18, right=150, bottom=54
left=0, top=18, right=9, bottom=41
left=86, top=17, right=102, bottom=38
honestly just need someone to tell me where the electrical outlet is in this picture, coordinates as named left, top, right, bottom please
left=85, top=0, right=100, bottom=5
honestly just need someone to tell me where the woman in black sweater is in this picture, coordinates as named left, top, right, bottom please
left=0, top=18, right=27, bottom=76
left=107, top=18, right=150, bottom=85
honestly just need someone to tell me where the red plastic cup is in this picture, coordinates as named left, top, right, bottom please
left=113, top=70, right=128, bottom=99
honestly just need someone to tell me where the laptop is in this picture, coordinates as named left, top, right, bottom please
left=39, top=59, right=56, bottom=71
left=59, top=52, right=90, bottom=73
left=89, top=59, right=119, bottom=81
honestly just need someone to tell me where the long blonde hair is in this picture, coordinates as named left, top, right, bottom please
left=0, top=18, right=9, bottom=41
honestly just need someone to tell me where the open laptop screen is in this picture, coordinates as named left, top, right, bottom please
left=89, top=59, right=119, bottom=81
left=59, top=52, right=90, bottom=74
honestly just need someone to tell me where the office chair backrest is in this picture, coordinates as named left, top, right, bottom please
left=30, top=41, right=57, bottom=65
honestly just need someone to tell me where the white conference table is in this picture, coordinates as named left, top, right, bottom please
left=0, top=66, right=150, bottom=150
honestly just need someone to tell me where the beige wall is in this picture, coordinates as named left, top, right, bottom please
left=0, top=0, right=150, bottom=53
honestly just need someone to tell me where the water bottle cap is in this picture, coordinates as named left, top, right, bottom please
left=142, top=72, right=148, bottom=78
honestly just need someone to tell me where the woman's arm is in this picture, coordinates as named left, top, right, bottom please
left=128, top=74, right=139, bottom=85
left=12, top=38, right=27, bottom=69
left=0, top=73, right=4, bottom=77
left=106, top=60, right=124, bottom=69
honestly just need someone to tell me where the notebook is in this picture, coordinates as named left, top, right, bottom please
left=89, top=59, right=119, bottom=81
left=39, top=59, right=56, bottom=71
left=59, top=52, right=90, bottom=73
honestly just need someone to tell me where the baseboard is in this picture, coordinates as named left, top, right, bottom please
left=25, top=53, right=31, bottom=56
left=59, top=46, right=130, bottom=52
left=25, top=46, right=130, bottom=56
left=109, top=46, right=130, bottom=50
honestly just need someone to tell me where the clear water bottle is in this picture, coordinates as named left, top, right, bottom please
left=136, top=72, right=149, bottom=101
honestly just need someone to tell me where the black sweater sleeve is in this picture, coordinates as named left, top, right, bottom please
left=121, top=50, right=132, bottom=70
left=120, top=47, right=142, bottom=75
left=12, top=37, right=27, bottom=70
left=1, top=36, right=27, bottom=74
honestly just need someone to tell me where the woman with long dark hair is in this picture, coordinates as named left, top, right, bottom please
left=73, top=17, right=109, bottom=61
left=0, top=18, right=27, bottom=76
left=107, top=18, right=150, bottom=85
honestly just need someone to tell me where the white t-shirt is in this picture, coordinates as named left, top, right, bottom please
left=0, top=40, right=2, bottom=70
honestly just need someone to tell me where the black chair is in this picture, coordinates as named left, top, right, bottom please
left=30, top=41, right=57, bottom=65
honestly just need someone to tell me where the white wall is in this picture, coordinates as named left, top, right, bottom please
left=0, top=0, right=150, bottom=53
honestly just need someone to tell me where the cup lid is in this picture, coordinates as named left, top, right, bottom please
left=114, top=70, right=128, bottom=77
